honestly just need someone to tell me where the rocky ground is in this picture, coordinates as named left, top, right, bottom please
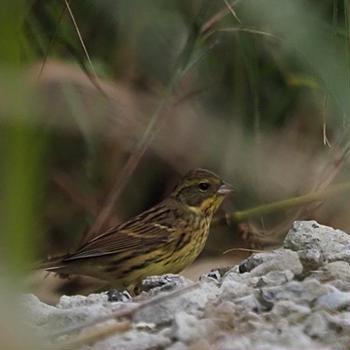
left=22, top=220, right=350, bottom=349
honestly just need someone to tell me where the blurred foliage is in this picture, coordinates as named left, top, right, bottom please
left=0, top=0, right=349, bottom=305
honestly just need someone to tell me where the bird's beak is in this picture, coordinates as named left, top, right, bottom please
left=217, top=181, right=234, bottom=195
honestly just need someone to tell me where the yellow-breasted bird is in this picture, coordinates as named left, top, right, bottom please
left=41, top=168, right=233, bottom=289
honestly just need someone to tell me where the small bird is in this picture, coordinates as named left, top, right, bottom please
left=42, top=168, right=233, bottom=290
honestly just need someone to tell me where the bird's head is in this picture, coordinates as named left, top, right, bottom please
left=171, top=168, right=233, bottom=215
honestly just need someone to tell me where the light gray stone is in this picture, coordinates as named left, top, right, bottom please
left=237, top=248, right=303, bottom=277
left=303, top=311, right=330, bottom=339
left=173, top=312, right=217, bottom=343
left=96, top=329, right=172, bottom=350
left=308, top=261, right=350, bottom=291
left=219, top=279, right=254, bottom=299
left=255, top=270, right=295, bottom=287
left=284, top=220, right=350, bottom=266
left=316, top=291, right=350, bottom=310
left=270, top=300, right=311, bottom=323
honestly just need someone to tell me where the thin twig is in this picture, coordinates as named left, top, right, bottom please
left=64, top=0, right=98, bottom=82
left=63, top=0, right=111, bottom=99
left=322, top=94, right=331, bottom=147
left=37, top=4, right=66, bottom=79
left=48, top=282, right=200, bottom=339
left=60, top=321, right=131, bottom=348
left=218, top=27, right=279, bottom=40
left=223, top=247, right=264, bottom=255
left=201, top=0, right=242, bottom=33
left=223, top=0, right=241, bottom=24
left=323, top=123, right=331, bottom=147
left=202, top=26, right=280, bottom=43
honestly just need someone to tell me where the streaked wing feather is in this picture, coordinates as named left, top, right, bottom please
left=63, top=234, right=153, bottom=260
left=63, top=203, right=178, bottom=261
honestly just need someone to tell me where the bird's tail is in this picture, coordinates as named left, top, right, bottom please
left=34, top=255, right=67, bottom=272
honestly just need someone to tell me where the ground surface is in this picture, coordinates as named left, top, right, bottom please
left=23, top=221, right=350, bottom=349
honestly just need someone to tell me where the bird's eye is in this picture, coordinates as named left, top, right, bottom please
left=198, top=182, right=210, bottom=191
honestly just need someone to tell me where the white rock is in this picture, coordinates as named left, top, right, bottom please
left=237, top=248, right=303, bottom=277
left=308, top=261, right=350, bottom=291
left=316, top=291, right=350, bottom=310
left=285, top=220, right=350, bottom=265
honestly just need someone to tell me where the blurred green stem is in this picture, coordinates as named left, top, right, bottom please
left=0, top=0, right=28, bottom=64
left=2, top=122, right=45, bottom=281
left=213, top=182, right=350, bottom=225
left=0, top=0, right=44, bottom=284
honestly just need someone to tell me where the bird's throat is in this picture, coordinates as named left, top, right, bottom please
left=186, top=196, right=223, bottom=217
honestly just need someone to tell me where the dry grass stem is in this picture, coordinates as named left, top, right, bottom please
left=223, top=247, right=265, bottom=255
left=322, top=94, right=331, bottom=147
left=59, top=321, right=131, bottom=348
left=218, top=27, right=279, bottom=39
left=201, top=0, right=242, bottom=33
left=223, top=0, right=241, bottom=24
left=64, top=0, right=98, bottom=84
left=37, top=4, right=66, bottom=79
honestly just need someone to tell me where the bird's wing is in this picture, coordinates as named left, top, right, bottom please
left=63, top=202, right=180, bottom=261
